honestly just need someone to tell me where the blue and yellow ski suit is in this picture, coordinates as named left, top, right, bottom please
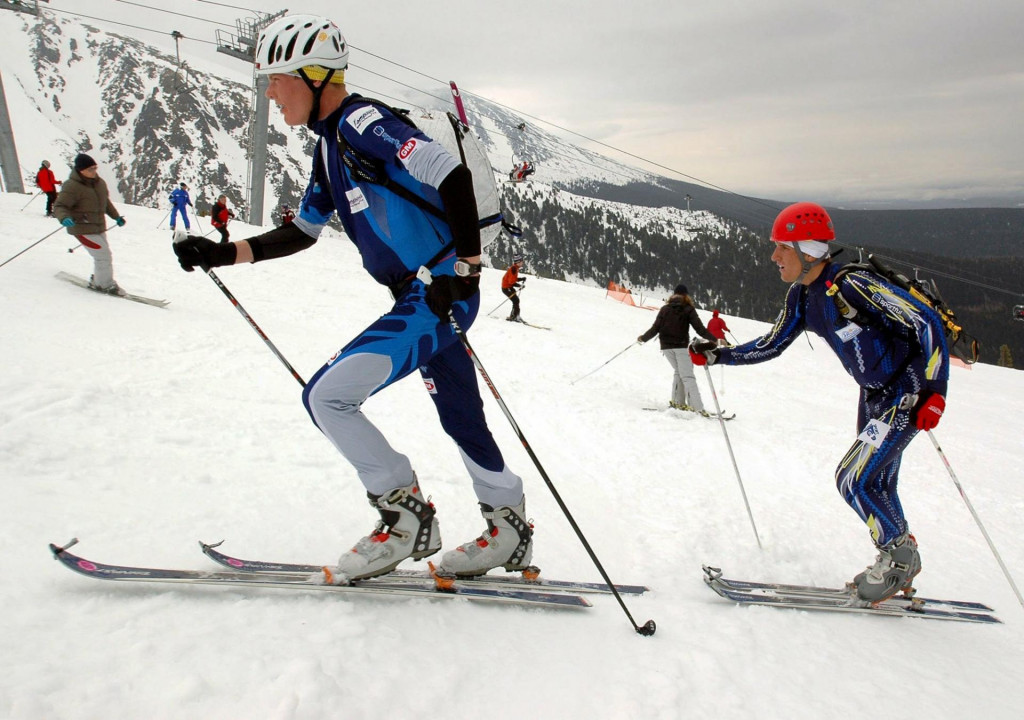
left=718, top=263, right=949, bottom=544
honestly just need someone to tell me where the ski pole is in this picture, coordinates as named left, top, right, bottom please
left=190, top=207, right=203, bottom=233
left=927, top=430, right=1024, bottom=608
left=485, top=297, right=510, bottom=316
left=446, top=304, right=656, bottom=637
left=0, top=225, right=65, bottom=269
left=570, top=342, right=638, bottom=385
left=702, top=363, right=762, bottom=549
left=486, top=284, right=525, bottom=317
left=727, top=331, right=739, bottom=345
left=20, top=191, right=42, bottom=211
left=201, top=265, right=307, bottom=388
left=156, top=209, right=170, bottom=229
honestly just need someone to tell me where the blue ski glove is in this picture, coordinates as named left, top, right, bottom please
left=61, top=217, right=75, bottom=228
left=115, top=216, right=126, bottom=227
left=173, top=235, right=236, bottom=272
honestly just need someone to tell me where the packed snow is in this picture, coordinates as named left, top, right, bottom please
left=1, top=193, right=1022, bottom=719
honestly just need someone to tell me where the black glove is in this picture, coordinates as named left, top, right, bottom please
left=689, top=339, right=720, bottom=367
left=173, top=235, right=236, bottom=272
left=425, top=274, right=480, bottom=320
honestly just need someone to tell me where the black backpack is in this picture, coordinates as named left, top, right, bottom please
left=827, top=253, right=979, bottom=365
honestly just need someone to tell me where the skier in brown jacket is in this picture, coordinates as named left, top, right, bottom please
left=54, top=154, right=126, bottom=294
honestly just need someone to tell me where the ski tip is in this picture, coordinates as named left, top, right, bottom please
left=50, top=537, right=79, bottom=557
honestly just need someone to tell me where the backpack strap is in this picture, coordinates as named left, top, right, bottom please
left=335, top=98, right=448, bottom=224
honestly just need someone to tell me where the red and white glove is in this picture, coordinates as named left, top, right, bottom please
left=912, top=392, right=945, bottom=431
left=689, top=340, right=719, bottom=367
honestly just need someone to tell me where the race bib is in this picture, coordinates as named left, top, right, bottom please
left=857, top=418, right=891, bottom=449
left=836, top=323, right=862, bottom=343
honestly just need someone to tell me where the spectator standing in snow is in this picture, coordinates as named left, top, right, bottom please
left=210, top=195, right=235, bottom=243
left=169, top=182, right=192, bottom=232
left=689, top=202, right=950, bottom=603
left=638, top=283, right=717, bottom=414
left=54, top=153, right=126, bottom=295
left=279, top=205, right=295, bottom=226
left=500, top=255, right=526, bottom=322
left=171, top=14, right=531, bottom=583
left=36, top=160, right=61, bottom=217
left=707, top=309, right=731, bottom=347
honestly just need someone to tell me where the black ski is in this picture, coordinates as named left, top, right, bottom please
left=703, top=565, right=999, bottom=624
left=199, top=540, right=648, bottom=595
left=49, top=540, right=591, bottom=609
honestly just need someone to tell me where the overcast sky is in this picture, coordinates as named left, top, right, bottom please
left=51, top=0, right=1024, bottom=206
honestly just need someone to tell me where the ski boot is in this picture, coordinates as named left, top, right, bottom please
left=851, top=531, right=921, bottom=603
left=329, top=476, right=441, bottom=582
left=440, top=498, right=533, bottom=577
left=87, top=276, right=124, bottom=296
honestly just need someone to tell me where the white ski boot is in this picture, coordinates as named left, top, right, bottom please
left=851, top=531, right=921, bottom=603
left=440, top=498, right=533, bottom=577
left=329, top=477, right=441, bottom=582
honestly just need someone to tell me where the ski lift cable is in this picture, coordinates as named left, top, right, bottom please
left=45, top=6, right=222, bottom=45
left=113, top=1, right=234, bottom=27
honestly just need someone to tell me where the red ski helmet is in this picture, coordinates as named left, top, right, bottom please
left=771, top=202, right=835, bottom=243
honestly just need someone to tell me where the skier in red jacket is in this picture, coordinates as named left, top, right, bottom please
left=210, top=195, right=235, bottom=243
left=36, top=160, right=62, bottom=217
left=707, top=309, right=731, bottom=347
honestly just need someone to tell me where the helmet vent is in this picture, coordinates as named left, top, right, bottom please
left=284, top=34, right=298, bottom=62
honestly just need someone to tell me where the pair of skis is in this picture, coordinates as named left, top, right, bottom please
left=703, top=565, right=1000, bottom=624
left=55, top=271, right=169, bottom=308
left=49, top=539, right=648, bottom=611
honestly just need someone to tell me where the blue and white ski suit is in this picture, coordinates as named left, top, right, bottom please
left=169, top=187, right=191, bottom=230
left=291, top=96, right=523, bottom=506
left=718, top=263, right=949, bottom=545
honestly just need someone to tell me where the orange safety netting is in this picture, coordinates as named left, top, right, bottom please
left=606, top=281, right=657, bottom=310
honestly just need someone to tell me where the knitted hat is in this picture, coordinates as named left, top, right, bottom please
left=674, top=284, right=689, bottom=296
left=41, top=160, right=50, bottom=168
left=73, top=154, right=97, bottom=172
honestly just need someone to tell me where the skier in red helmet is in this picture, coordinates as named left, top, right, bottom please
left=689, top=202, right=950, bottom=604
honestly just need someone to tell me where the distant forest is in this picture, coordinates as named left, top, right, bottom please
left=488, top=186, right=1024, bottom=368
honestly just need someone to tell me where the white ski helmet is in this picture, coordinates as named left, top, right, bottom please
left=254, top=14, right=348, bottom=77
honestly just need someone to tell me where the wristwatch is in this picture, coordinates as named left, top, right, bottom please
left=453, top=260, right=483, bottom=277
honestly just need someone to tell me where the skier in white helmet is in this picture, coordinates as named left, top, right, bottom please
left=172, top=14, right=532, bottom=582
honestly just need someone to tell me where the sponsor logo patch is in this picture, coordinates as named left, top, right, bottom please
left=346, top=106, right=383, bottom=135
left=346, top=187, right=368, bottom=214
left=399, top=138, right=419, bottom=161
left=857, top=418, right=891, bottom=449
left=422, top=376, right=438, bottom=394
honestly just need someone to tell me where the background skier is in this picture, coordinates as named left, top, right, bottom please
left=501, top=254, right=526, bottom=322
left=210, top=194, right=235, bottom=243
left=35, top=159, right=61, bottom=217
left=54, top=153, right=126, bottom=294
left=169, top=182, right=192, bottom=233
left=707, top=309, right=731, bottom=347
left=638, top=283, right=716, bottom=413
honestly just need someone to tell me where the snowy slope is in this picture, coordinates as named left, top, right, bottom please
left=1, top=193, right=1022, bottom=719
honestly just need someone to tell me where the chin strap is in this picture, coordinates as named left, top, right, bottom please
left=297, top=68, right=336, bottom=128
left=793, top=242, right=830, bottom=283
